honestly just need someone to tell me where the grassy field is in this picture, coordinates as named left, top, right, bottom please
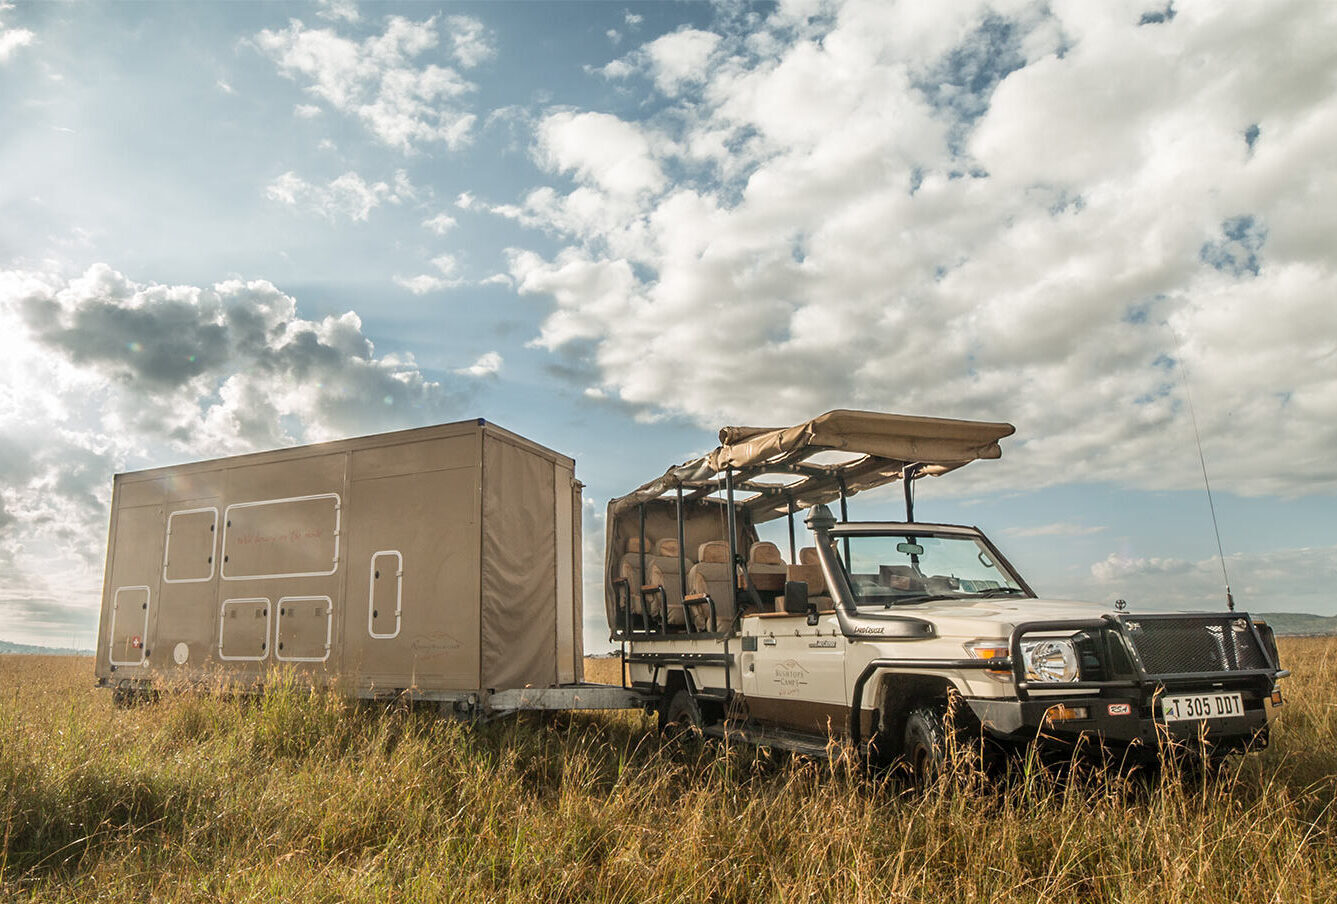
left=1, top=639, right=1334, bottom=903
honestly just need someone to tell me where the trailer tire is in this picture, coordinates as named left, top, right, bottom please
left=903, top=703, right=950, bottom=785
left=659, top=688, right=704, bottom=738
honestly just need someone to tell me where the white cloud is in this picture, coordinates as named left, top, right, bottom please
left=503, top=0, right=1337, bottom=498
left=625, top=12, right=644, bottom=28
left=642, top=28, right=722, bottom=95
left=0, top=14, right=33, bottom=62
left=315, top=0, right=359, bottom=24
left=421, top=211, right=457, bottom=235
left=394, top=253, right=464, bottom=294
left=0, top=264, right=472, bottom=644
left=455, top=350, right=502, bottom=377
left=455, top=191, right=477, bottom=210
left=444, top=15, right=495, bottom=69
left=216, top=79, right=235, bottom=95
left=265, top=169, right=414, bottom=221
left=255, top=15, right=478, bottom=152
left=1076, top=544, right=1337, bottom=616
left=294, top=103, right=323, bottom=118
left=536, top=111, right=665, bottom=196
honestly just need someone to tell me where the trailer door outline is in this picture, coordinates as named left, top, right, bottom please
left=218, top=597, right=271, bottom=661
left=274, top=595, right=334, bottom=662
left=220, top=493, right=342, bottom=581
left=162, top=506, right=219, bottom=584
left=367, top=550, right=404, bottom=639
left=108, top=585, right=151, bottom=666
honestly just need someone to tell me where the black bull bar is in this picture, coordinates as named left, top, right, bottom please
left=848, top=613, right=1286, bottom=752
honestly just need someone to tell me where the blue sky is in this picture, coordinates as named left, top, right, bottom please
left=1, top=0, right=1335, bottom=648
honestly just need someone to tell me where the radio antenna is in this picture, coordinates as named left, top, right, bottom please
left=1166, top=325, right=1234, bottom=611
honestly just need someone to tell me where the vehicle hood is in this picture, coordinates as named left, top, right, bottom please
left=847, top=597, right=1134, bottom=640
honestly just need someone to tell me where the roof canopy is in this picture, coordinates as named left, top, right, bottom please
left=608, top=409, right=1015, bottom=524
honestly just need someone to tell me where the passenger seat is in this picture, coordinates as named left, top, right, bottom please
left=747, top=541, right=788, bottom=595
left=685, top=540, right=737, bottom=631
left=787, top=546, right=831, bottom=610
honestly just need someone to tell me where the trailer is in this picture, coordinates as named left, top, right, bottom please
left=94, top=418, right=640, bottom=714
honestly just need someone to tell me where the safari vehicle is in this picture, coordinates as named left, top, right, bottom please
left=606, top=409, right=1288, bottom=772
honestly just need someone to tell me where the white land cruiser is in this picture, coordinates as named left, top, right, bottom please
left=605, top=410, right=1287, bottom=773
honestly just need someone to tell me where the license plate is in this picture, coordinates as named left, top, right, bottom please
left=1161, top=692, right=1244, bottom=723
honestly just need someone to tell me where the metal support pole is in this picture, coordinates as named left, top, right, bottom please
left=903, top=463, right=917, bottom=523
left=725, top=468, right=739, bottom=619
left=675, top=482, right=688, bottom=604
left=786, top=497, right=797, bottom=563
left=638, top=503, right=647, bottom=633
left=837, top=475, right=850, bottom=569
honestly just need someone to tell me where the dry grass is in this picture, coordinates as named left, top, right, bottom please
left=0, top=638, right=1333, bottom=903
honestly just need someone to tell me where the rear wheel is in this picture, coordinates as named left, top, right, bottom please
left=658, top=688, right=704, bottom=738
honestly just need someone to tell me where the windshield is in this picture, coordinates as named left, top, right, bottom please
left=834, top=532, right=1026, bottom=606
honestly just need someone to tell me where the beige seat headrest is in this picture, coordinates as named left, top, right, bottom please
left=749, top=541, right=785, bottom=566
left=626, top=536, right=646, bottom=553
left=698, top=540, right=731, bottom=564
left=799, top=546, right=819, bottom=565
left=655, top=538, right=681, bottom=557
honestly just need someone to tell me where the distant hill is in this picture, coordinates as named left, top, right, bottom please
left=0, top=640, right=93, bottom=656
left=1255, top=612, right=1337, bottom=636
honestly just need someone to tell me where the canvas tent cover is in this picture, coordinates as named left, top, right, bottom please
left=608, top=409, right=1015, bottom=524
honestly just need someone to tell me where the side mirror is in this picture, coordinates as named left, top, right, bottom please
left=783, top=580, right=809, bottom=615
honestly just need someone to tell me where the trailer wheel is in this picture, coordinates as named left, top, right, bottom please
left=903, top=703, right=950, bottom=784
left=658, top=688, right=704, bottom=738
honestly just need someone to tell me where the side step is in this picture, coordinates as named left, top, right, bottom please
left=702, top=723, right=839, bottom=757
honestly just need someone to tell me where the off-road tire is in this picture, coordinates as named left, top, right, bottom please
left=658, top=688, right=704, bottom=738
left=903, top=703, right=951, bottom=785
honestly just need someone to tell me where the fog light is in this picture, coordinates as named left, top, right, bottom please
left=1044, top=704, right=1089, bottom=723
left=1270, top=690, right=1283, bottom=707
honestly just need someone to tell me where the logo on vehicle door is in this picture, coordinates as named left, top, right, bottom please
left=773, top=659, right=810, bottom=697
left=1107, top=703, right=1132, bottom=716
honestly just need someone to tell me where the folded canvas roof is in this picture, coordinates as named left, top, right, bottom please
left=609, top=409, right=1016, bottom=525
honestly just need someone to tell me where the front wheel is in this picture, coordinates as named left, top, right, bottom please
left=903, top=703, right=950, bottom=784
left=658, top=688, right=704, bottom=738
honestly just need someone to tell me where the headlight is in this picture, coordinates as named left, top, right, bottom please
left=1020, top=638, right=1079, bottom=682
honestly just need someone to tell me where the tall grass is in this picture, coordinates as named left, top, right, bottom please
left=0, top=638, right=1333, bottom=902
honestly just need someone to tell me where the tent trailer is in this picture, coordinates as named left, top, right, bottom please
left=94, top=418, right=638, bottom=713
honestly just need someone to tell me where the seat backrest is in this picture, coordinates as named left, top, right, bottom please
left=697, top=540, right=730, bottom=564
left=687, top=559, right=736, bottom=631
left=799, top=546, right=819, bottom=565
left=748, top=541, right=786, bottom=572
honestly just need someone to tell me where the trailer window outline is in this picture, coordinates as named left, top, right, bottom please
left=220, top=493, right=342, bottom=581
left=108, top=585, right=151, bottom=667
left=367, top=550, right=404, bottom=639
left=218, top=597, right=272, bottom=662
left=162, top=506, right=218, bottom=584
left=274, top=595, right=334, bottom=663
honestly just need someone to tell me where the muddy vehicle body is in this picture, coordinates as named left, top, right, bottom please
left=608, top=410, right=1288, bottom=768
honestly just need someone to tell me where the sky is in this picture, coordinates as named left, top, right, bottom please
left=0, top=0, right=1334, bottom=650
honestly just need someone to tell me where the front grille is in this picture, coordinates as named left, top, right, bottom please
left=1121, top=616, right=1270, bottom=675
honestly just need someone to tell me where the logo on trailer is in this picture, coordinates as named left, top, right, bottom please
left=131, top=635, right=143, bottom=649
left=1107, top=703, right=1132, bottom=717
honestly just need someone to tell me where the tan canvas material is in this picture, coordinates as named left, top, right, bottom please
left=608, top=409, right=1016, bottom=526
left=94, top=419, right=583, bottom=695
left=480, top=436, right=557, bottom=690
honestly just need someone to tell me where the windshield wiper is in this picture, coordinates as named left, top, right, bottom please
left=971, top=587, right=1027, bottom=598
left=878, top=594, right=961, bottom=606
